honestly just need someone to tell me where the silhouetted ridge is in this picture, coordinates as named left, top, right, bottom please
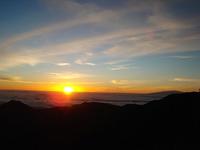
left=0, top=92, right=199, bottom=149
left=146, top=92, right=200, bottom=111
left=1, top=100, right=30, bottom=107
left=72, top=102, right=119, bottom=110
left=0, top=100, right=32, bottom=113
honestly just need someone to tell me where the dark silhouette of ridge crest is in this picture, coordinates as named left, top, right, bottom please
left=0, top=92, right=200, bottom=149
left=0, top=100, right=31, bottom=113
left=1, top=100, right=29, bottom=107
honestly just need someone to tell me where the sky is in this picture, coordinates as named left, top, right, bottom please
left=0, top=0, right=200, bottom=93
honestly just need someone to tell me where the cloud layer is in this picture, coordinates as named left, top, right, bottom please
left=0, top=0, right=199, bottom=69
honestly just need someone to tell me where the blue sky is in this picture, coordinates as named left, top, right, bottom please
left=0, top=0, right=200, bottom=92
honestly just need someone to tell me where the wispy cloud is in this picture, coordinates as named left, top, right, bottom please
left=85, top=63, right=96, bottom=66
left=56, top=63, right=71, bottom=66
left=111, top=80, right=129, bottom=85
left=0, top=0, right=200, bottom=72
left=0, top=10, right=116, bottom=50
left=111, top=65, right=129, bottom=71
left=75, top=52, right=96, bottom=66
left=75, top=59, right=96, bottom=66
left=170, top=56, right=194, bottom=59
left=1, top=15, right=200, bottom=69
left=173, top=78, right=198, bottom=82
left=111, top=79, right=147, bottom=89
left=0, top=74, right=54, bottom=84
left=48, top=72, right=93, bottom=80
left=0, top=1, right=117, bottom=69
left=0, top=50, right=41, bottom=69
left=0, top=75, right=21, bottom=82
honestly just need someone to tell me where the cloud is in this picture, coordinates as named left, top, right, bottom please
left=75, top=59, right=96, bottom=66
left=111, top=79, right=147, bottom=89
left=1, top=0, right=200, bottom=70
left=170, top=56, right=194, bottom=59
left=75, top=52, right=96, bottom=66
left=56, top=63, right=71, bottom=66
left=0, top=49, right=41, bottom=69
left=0, top=2, right=117, bottom=50
left=85, top=63, right=96, bottom=66
left=0, top=1, right=118, bottom=69
left=173, top=78, right=198, bottom=82
left=0, top=75, right=21, bottom=82
left=0, top=16, right=129, bottom=69
left=0, top=74, right=55, bottom=84
left=48, top=72, right=93, bottom=80
left=103, top=27, right=200, bottom=59
left=111, top=65, right=129, bottom=71
left=75, top=59, right=84, bottom=65
left=102, top=1, right=200, bottom=58
left=111, top=80, right=129, bottom=85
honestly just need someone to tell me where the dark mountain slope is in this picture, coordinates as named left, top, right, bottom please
left=0, top=92, right=200, bottom=149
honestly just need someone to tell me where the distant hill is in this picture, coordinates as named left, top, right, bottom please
left=0, top=92, right=199, bottom=149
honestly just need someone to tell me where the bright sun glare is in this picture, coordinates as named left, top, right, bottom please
left=63, top=86, right=74, bottom=94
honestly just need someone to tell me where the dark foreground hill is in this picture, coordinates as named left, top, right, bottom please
left=0, top=92, right=200, bottom=150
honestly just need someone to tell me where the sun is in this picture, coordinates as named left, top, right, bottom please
left=63, top=86, right=74, bottom=94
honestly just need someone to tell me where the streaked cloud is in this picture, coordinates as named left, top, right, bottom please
left=75, top=52, right=96, bottom=66
left=111, top=65, right=129, bottom=71
left=85, top=63, right=96, bottom=66
left=48, top=72, right=93, bottom=80
left=0, top=50, right=41, bottom=69
left=0, top=74, right=56, bottom=84
left=56, top=63, right=71, bottom=66
left=0, top=11, right=116, bottom=50
left=111, top=80, right=129, bottom=85
left=170, top=55, right=194, bottom=59
left=173, top=78, right=198, bottom=82
left=0, top=1, right=118, bottom=69
left=0, top=75, right=21, bottom=82
left=1, top=0, right=199, bottom=70
left=75, top=59, right=96, bottom=66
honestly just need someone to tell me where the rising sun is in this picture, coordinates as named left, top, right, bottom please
left=63, top=86, right=74, bottom=94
